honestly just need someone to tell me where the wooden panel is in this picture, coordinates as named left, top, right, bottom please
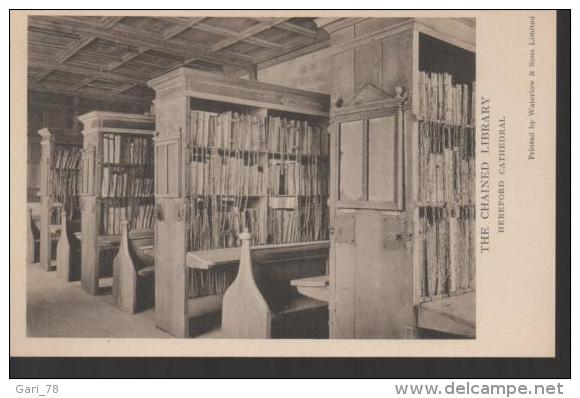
left=81, top=197, right=100, bottom=295
left=330, top=25, right=355, bottom=46
left=56, top=212, right=76, bottom=281
left=155, top=200, right=187, bottom=336
left=113, top=221, right=139, bottom=313
left=334, top=213, right=356, bottom=244
left=155, top=144, right=167, bottom=195
left=368, top=115, right=396, bottom=202
left=332, top=229, right=357, bottom=338
left=381, top=30, right=413, bottom=95
left=331, top=50, right=355, bottom=108
left=338, top=120, right=363, bottom=201
left=354, top=42, right=382, bottom=93
left=354, top=211, right=413, bottom=338
left=354, top=18, right=387, bottom=38
left=154, top=96, right=189, bottom=337
left=222, top=231, right=271, bottom=338
left=148, top=68, right=330, bottom=116
left=154, top=137, right=180, bottom=198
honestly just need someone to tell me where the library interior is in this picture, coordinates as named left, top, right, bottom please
left=26, top=16, right=476, bottom=339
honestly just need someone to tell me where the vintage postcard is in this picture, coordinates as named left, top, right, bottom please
left=10, top=10, right=557, bottom=357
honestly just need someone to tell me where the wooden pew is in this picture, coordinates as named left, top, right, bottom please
left=112, top=220, right=155, bottom=313
left=290, top=275, right=330, bottom=303
left=221, top=230, right=329, bottom=339
left=56, top=210, right=81, bottom=281
left=27, top=208, right=40, bottom=264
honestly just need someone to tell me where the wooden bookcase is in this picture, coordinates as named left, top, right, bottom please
left=78, top=111, right=155, bottom=296
left=148, top=68, right=330, bottom=337
left=319, top=17, right=476, bottom=338
left=37, top=128, right=83, bottom=271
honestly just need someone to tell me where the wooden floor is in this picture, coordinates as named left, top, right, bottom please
left=26, top=260, right=222, bottom=338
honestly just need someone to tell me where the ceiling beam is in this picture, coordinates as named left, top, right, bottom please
left=29, top=16, right=254, bottom=70
left=72, top=47, right=150, bottom=90
left=28, top=82, right=152, bottom=104
left=111, top=83, right=136, bottom=96
left=190, top=20, right=289, bottom=52
left=276, top=22, right=320, bottom=39
left=56, top=36, right=96, bottom=63
left=72, top=76, right=97, bottom=90
left=29, top=59, right=144, bottom=85
left=162, top=17, right=206, bottom=40
left=100, top=16, right=124, bottom=29
left=249, top=17, right=320, bottom=39
left=34, top=36, right=96, bottom=83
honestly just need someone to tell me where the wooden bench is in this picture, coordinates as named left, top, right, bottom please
left=220, top=231, right=329, bottom=339
left=27, top=208, right=41, bottom=264
left=112, top=221, right=155, bottom=313
left=56, top=210, right=81, bottom=281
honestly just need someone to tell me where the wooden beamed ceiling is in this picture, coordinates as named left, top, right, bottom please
left=28, top=15, right=330, bottom=104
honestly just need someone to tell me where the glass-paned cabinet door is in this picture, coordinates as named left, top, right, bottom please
left=337, top=110, right=403, bottom=210
left=339, top=120, right=364, bottom=201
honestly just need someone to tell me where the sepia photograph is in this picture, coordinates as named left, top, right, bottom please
left=24, top=15, right=476, bottom=340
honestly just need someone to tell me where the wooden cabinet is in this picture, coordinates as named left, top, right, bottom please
left=319, top=17, right=476, bottom=338
left=77, top=111, right=155, bottom=295
left=148, top=68, right=331, bottom=337
left=37, top=128, right=82, bottom=271
left=329, top=85, right=411, bottom=338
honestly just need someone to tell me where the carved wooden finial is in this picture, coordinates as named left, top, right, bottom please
left=394, top=86, right=404, bottom=98
left=239, top=228, right=252, bottom=242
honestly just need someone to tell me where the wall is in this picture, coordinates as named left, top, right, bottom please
left=257, top=49, right=331, bottom=95
left=27, top=91, right=151, bottom=201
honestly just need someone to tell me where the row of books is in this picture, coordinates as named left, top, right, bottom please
left=268, top=116, right=329, bottom=156
left=189, top=111, right=329, bottom=156
left=188, top=267, right=239, bottom=299
left=102, top=134, right=154, bottom=165
left=101, top=167, right=154, bottom=198
left=51, top=145, right=82, bottom=170
left=50, top=168, right=81, bottom=202
left=268, top=159, right=328, bottom=197
left=266, top=204, right=329, bottom=245
left=417, top=206, right=475, bottom=298
left=418, top=71, right=476, bottom=126
left=100, top=202, right=155, bottom=236
left=188, top=152, right=329, bottom=197
left=417, top=121, right=475, bottom=204
left=187, top=198, right=255, bottom=251
left=189, top=152, right=263, bottom=197
left=186, top=197, right=328, bottom=252
left=49, top=205, right=81, bottom=225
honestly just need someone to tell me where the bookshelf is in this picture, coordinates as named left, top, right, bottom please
left=319, top=17, right=476, bottom=338
left=414, top=32, right=476, bottom=304
left=148, top=68, right=330, bottom=337
left=78, top=111, right=155, bottom=296
left=37, top=128, right=83, bottom=271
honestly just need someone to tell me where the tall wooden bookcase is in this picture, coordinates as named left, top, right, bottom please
left=318, top=17, right=476, bottom=338
left=78, top=111, right=155, bottom=295
left=148, top=68, right=330, bottom=337
left=37, top=128, right=83, bottom=271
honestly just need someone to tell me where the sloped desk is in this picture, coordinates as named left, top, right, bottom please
left=186, top=241, right=330, bottom=270
left=417, top=292, right=475, bottom=338
left=186, top=240, right=330, bottom=338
